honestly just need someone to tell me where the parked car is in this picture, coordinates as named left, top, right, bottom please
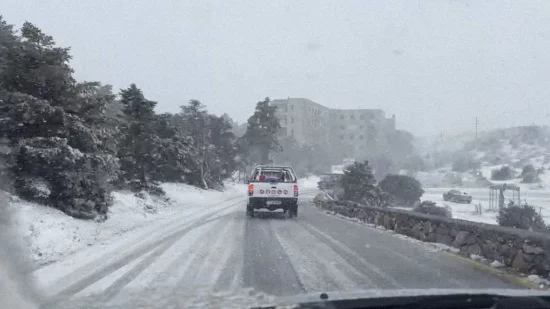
left=443, top=189, right=472, bottom=204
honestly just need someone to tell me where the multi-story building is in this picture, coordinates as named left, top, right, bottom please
left=270, top=98, right=396, bottom=160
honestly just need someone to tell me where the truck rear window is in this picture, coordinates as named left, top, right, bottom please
left=251, top=167, right=296, bottom=182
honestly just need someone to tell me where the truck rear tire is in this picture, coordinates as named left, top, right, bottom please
left=246, top=203, right=254, bottom=218
left=289, top=203, right=298, bottom=218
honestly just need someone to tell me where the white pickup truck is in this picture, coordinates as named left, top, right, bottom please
left=246, top=165, right=299, bottom=218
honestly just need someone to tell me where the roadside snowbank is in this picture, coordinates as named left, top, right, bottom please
left=9, top=183, right=244, bottom=266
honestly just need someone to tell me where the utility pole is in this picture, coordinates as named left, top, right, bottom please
left=475, top=117, right=480, bottom=140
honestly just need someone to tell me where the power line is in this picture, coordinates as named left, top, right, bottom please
left=475, top=117, right=480, bottom=139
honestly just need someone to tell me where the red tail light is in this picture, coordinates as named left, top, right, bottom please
left=293, top=185, right=299, bottom=197
left=248, top=184, right=254, bottom=196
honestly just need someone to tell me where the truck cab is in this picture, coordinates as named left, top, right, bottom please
left=247, top=165, right=299, bottom=218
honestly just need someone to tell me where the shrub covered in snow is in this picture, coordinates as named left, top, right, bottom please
left=491, top=165, right=514, bottom=181
left=414, top=201, right=452, bottom=218
left=497, top=202, right=546, bottom=232
left=341, top=161, right=389, bottom=207
left=521, top=164, right=540, bottom=183
left=378, top=174, right=424, bottom=207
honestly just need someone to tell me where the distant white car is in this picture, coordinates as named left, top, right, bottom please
left=246, top=165, right=299, bottom=218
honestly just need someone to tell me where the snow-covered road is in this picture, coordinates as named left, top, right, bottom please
left=36, top=188, right=523, bottom=308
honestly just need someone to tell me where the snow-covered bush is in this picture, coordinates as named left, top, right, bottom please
left=378, top=174, right=424, bottom=207
left=341, top=161, right=389, bottom=207
left=491, top=165, right=513, bottom=180
left=521, top=164, right=540, bottom=183
left=13, top=137, right=117, bottom=219
left=414, top=201, right=452, bottom=218
left=497, top=202, right=546, bottom=232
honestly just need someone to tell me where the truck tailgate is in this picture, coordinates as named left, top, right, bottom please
left=250, top=182, right=295, bottom=198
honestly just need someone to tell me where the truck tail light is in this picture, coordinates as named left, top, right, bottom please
left=293, top=185, right=299, bottom=197
left=248, top=184, right=254, bottom=196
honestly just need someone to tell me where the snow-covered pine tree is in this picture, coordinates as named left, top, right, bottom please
left=243, top=97, right=281, bottom=165
left=341, top=161, right=388, bottom=207
left=0, top=19, right=118, bottom=219
left=117, top=84, right=160, bottom=192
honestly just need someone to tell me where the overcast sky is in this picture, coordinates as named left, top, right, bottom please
left=3, top=0, right=550, bottom=136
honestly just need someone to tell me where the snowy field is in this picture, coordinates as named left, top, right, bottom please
left=414, top=147, right=550, bottom=226
left=421, top=187, right=550, bottom=225
left=7, top=183, right=245, bottom=266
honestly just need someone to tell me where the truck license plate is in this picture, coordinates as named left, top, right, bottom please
left=266, top=200, right=282, bottom=205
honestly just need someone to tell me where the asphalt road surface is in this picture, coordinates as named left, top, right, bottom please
left=35, top=188, right=521, bottom=308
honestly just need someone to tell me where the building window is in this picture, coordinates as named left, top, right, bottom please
left=360, top=125, right=364, bottom=129
left=285, top=105, right=288, bottom=112
left=340, top=125, right=345, bottom=130
left=291, top=129, right=294, bottom=136
left=350, top=115, right=355, bottom=120
left=359, top=135, right=364, bottom=140
left=291, top=117, right=294, bottom=124
left=360, top=114, right=364, bottom=120
left=340, top=135, right=344, bottom=140
left=340, top=114, right=344, bottom=120
left=349, top=134, right=354, bottom=140
left=291, top=105, right=294, bottom=111
left=284, top=116, right=287, bottom=125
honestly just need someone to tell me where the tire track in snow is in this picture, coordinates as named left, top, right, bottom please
left=119, top=217, right=219, bottom=291
left=144, top=219, right=227, bottom=291
left=37, top=197, right=245, bottom=293
left=242, top=216, right=305, bottom=296
left=212, top=214, right=245, bottom=292
left=271, top=219, right=372, bottom=292
left=101, top=211, right=240, bottom=300
left=173, top=212, right=236, bottom=290
left=308, top=202, right=506, bottom=289
left=310, top=205, right=472, bottom=288
left=45, top=210, right=238, bottom=305
left=71, top=248, right=155, bottom=299
left=368, top=239, right=465, bottom=288
left=298, top=221, right=402, bottom=289
left=376, top=236, right=498, bottom=288
left=200, top=213, right=245, bottom=290
left=95, top=239, right=179, bottom=302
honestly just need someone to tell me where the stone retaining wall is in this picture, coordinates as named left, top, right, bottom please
left=315, top=199, right=550, bottom=278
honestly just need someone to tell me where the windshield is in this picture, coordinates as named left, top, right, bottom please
left=2, top=1, right=550, bottom=308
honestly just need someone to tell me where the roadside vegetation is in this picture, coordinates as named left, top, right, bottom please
left=340, top=161, right=389, bottom=207
left=413, top=201, right=452, bottom=218
left=378, top=174, right=424, bottom=207
left=497, top=201, right=547, bottom=232
left=0, top=17, right=281, bottom=220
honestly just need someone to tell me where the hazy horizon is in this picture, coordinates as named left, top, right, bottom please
left=4, top=0, right=550, bottom=136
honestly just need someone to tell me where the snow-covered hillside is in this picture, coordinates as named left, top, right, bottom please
left=415, top=131, right=476, bottom=156
left=415, top=126, right=550, bottom=225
